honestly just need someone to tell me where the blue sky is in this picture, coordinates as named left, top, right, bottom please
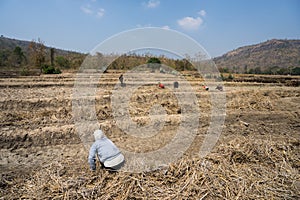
left=0, top=0, right=299, bottom=57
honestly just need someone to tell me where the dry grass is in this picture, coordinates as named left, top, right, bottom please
left=1, top=136, right=299, bottom=200
left=1, top=73, right=299, bottom=199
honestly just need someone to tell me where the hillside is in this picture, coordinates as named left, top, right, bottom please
left=0, top=36, right=195, bottom=75
left=1, top=36, right=300, bottom=76
left=0, top=36, right=86, bottom=76
left=0, top=36, right=82, bottom=56
left=214, top=39, right=300, bottom=74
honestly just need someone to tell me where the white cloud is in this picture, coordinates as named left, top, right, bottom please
left=198, top=10, right=206, bottom=17
left=81, top=4, right=105, bottom=19
left=177, top=16, right=203, bottom=30
left=96, top=8, right=105, bottom=18
left=81, top=5, right=93, bottom=15
left=146, top=0, right=160, bottom=8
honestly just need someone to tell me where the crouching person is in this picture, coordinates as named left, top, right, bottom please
left=88, top=129, right=125, bottom=171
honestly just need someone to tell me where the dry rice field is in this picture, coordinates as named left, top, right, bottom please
left=0, top=71, right=299, bottom=199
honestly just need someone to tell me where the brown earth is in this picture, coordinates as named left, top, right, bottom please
left=0, top=71, right=299, bottom=199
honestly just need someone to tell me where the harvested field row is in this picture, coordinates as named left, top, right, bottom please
left=1, top=136, right=299, bottom=199
left=0, top=72, right=299, bottom=199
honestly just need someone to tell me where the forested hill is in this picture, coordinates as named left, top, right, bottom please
left=213, top=39, right=300, bottom=74
left=0, top=36, right=85, bottom=73
left=1, top=36, right=300, bottom=75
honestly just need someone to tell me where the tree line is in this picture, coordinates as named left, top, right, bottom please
left=219, top=65, right=300, bottom=75
left=1, top=38, right=299, bottom=76
left=108, top=54, right=195, bottom=71
left=0, top=38, right=85, bottom=75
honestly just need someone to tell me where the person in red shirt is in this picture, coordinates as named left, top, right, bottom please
left=158, top=82, right=165, bottom=89
left=203, top=85, right=209, bottom=91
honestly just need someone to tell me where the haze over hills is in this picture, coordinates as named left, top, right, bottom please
left=213, top=39, right=300, bottom=73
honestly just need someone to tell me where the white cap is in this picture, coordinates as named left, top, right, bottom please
left=94, top=129, right=104, bottom=140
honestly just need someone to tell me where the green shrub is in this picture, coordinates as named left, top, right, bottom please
left=42, top=64, right=61, bottom=74
left=227, top=73, right=234, bottom=80
left=147, top=57, right=161, bottom=64
left=55, top=56, right=70, bottom=68
left=218, top=73, right=225, bottom=81
left=21, top=67, right=30, bottom=76
left=291, top=67, right=300, bottom=75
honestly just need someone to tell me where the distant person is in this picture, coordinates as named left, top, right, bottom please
left=119, top=74, right=124, bottom=86
left=216, top=85, right=223, bottom=91
left=88, top=129, right=125, bottom=171
left=203, top=85, right=209, bottom=91
left=174, top=81, right=179, bottom=89
left=160, top=68, right=166, bottom=74
left=158, top=82, right=165, bottom=89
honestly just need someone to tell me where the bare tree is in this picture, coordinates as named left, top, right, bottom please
left=50, top=48, right=55, bottom=66
left=29, top=38, right=46, bottom=73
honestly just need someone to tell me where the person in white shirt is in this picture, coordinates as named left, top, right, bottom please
left=88, top=129, right=125, bottom=171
